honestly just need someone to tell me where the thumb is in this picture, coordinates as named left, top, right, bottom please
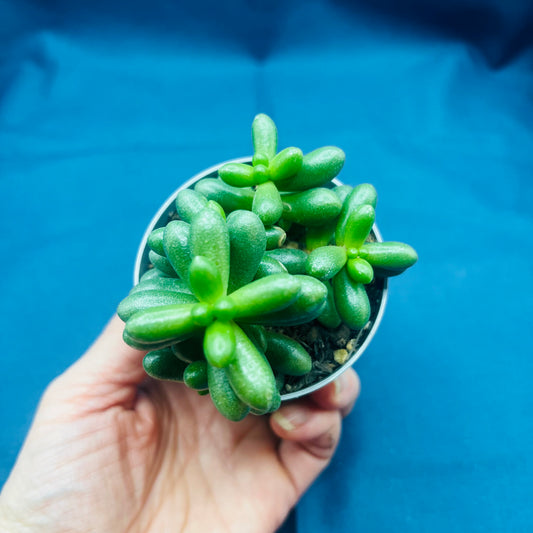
left=270, top=369, right=360, bottom=496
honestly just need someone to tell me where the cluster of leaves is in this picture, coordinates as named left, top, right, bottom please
left=118, top=114, right=417, bottom=420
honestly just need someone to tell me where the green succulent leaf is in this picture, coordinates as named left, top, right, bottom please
left=305, top=223, right=336, bottom=251
left=335, top=184, right=378, bottom=246
left=358, top=241, right=418, bottom=276
left=171, top=335, right=205, bottom=363
left=230, top=273, right=301, bottom=319
left=118, top=290, right=198, bottom=321
left=344, top=204, right=375, bottom=251
left=204, top=320, right=236, bottom=368
left=332, top=268, right=371, bottom=329
left=275, top=146, right=345, bottom=191
left=148, top=250, right=176, bottom=277
left=227, top=210, right=267, bottom=293
left=252, top=113, right=278, bottom=162
left=122, top=330, right=180, bottom=351
left=163, top=220, right=192, bottom=281
left=190, top=302, right=214, bottom=327
left=247, top=275, right=327, bottom=326
left=129, top=277, right=192, bottom=296
left=317, top=281, right=342, bottom=329
left=207, top=200, right=226, bottom=220
left=183, top=360, right=209, bottom=390
left=264, top=331, right=312, bottom=376
left=263, top=248, right=308, bottom=275
left=175, top=189, right=208, bottom=223
left=190, top=207, right=230, bottom=294
left=269, top=147, right=303, bottom=182
left=252, top=181, right=284, bottom=226
left=306, top=245, right=347, bottom=281
left=147, top=227, right=166, bottom=256
left=253, top=256, right=288, bottom=279
left=239, top=324, right=268, bottom=353
left=282, top=188, right=342, bottom=227
left=346, top=257, right=374, bottom=285
left=126, top=303, right=199, bottom=343
left=252, top=153, right=269, bottom=167
left=333, top=185, right=353, bottom=205
left=265, top=226, right=286, bottom=250
left=188, top=255, right=224, bottom=303
left=140, top=268, right=174, bottom=282
left=207, top=364, right=250, bottom=421
left=194, top=178, right=254, bottom=213
left=143, top=349, right=188, bottom=382
left=218, top=163, right=256, bottom=188
left=226, top=323, right=280, bottom=412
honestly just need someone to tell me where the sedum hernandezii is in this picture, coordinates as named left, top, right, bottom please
left=118, top=114, right=418, bottom=420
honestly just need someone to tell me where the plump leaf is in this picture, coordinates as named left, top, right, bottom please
left=226, top=323, right=279, bottom=412
left=190, top=207, right=230, bottom=294
left=218, top=163, right=256, bottom=187
left=306, top=245, right=347, bottom=281
left=188, top=255, right=224, bottom=303
left=140, top=268, right=173, bottom=282
left=204, top=320, right=236, bottom=368
left=183, top=360, right=209, bottom=390
left=227, top=210, right=266, bottom=293
left=163, top=220, right=192, bottom=281
left=194, top=178, right=254, bottom=213
left=317, top=281, right=342, bottom=329
left=282, top=188, right=342, bottom=227
left=247, top=275, right=327, bottom=326
left=333, top=185, right=353, bottom=204
left=129, top=277, right=192, bottom=295
left=264, top=248, right=308, bottom=275
left=252, top=113, right=278, bottom=162
left=332, top=268, right=371, bottom=329
left=175, top=189, right=208, bottom=223
left=230, top=273, right=301, bottom=319
left=171, top=335, right=205, bottom=363
left=265, top=226, right=286, bottom=250
left=359, top=241, right=418, bottom=276
left=344, top=204, right=375, bottom=251
left=264, top=331, right=312, bottom=376
left=208, top=364, right=250, bottom=421
left=147, top=227, right=166, bottom=256
left=252, top=181, right=283, bottom=226
left=126, top=304, right=199, bottom=343
left=143, top=349, right=188, bottom=382
left=148, top=250, right=176, bottom=277
left=122, top=330, right=180, bottom=351
left=305, top=223, right=336, bottom=251
left=335, top=184, right=377, bottom=246
left=269, top=147, right=303, bottom=182
left=118, top=290, right=197, bottom=321
left=275, top=146, right=345, bottom=191
left=253, top=256, right=288, bottom=279
left=346, top=257, right=374, bottom=284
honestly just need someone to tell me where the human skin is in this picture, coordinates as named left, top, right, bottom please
left=0, top=315, right=360, bottom=533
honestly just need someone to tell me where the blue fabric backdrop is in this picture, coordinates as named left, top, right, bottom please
left=1, top=1, right=532, bottom=531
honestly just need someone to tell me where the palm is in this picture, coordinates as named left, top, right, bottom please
left=1, top=317, right=358, bottom=533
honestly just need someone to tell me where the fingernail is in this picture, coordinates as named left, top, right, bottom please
left=272, top=408, right=309, bottom=431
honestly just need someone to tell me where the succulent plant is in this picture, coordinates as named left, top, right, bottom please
left=117, top=114, right=417, bottom=420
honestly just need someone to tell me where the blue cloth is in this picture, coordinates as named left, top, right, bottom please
left=1, top=1, right=532, bottom=531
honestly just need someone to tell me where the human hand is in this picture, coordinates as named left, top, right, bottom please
left=0, top=315, right=360, bottom=533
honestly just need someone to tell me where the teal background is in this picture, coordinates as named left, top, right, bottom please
left=1, top=1, right=532, bottom=531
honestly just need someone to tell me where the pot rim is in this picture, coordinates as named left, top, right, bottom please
left=133, top=156, right=388, bottom=401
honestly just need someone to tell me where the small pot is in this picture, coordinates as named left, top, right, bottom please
left=134, top=158, right=388, bottom=401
